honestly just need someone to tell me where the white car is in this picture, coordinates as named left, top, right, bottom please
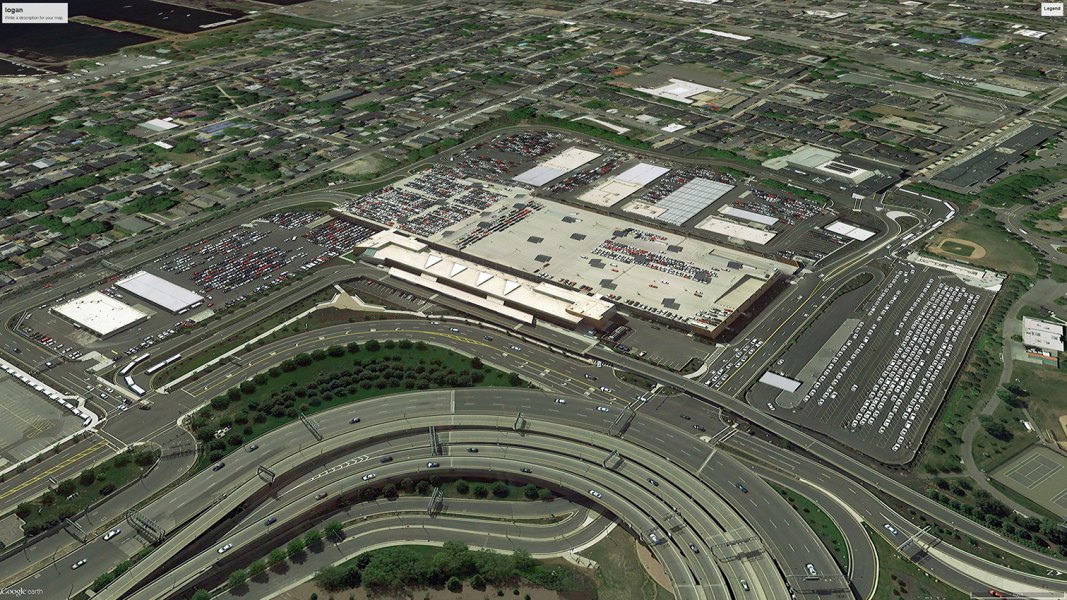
left=71, top=558, right=87, bottom=570
left=554, top=398, right=567, bottom=404
left=362, top=473, right=376, bottom=481
left=103, top=528, right=120, bottom=541
left=883, top=523, right=899, bottom=536
left=218, top=543, right=233, bottom=554
left=597, top=406, right=609, bottom=412
left=599, top=386, right=613, bottom=393
left=449, top=327, right=460, bottom=332
left=510, top=345, right=521, bottom=351
left=588, top=489, right=603, bottom=499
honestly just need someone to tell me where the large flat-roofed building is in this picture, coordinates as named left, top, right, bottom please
left=53, top=292, right=149, bottom=338
left=115, top=271, right=204, bottom=314
left=337, top=168, right=793, bottom=338
left=1023, top=317, right=1065, bottom=352
left=359, top=230, right=616, bottom=329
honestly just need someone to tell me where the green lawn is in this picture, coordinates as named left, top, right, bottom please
left=928, top=213, right=1037, bottom=275
left=1012, top=362, right=1067, bottom=447
left=865, top=525, right=968, bottom=600
left=772, top=485, right=849, bottom=571
left=581, top=527, right=673, bottom=600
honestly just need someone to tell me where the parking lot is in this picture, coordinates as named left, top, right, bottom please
left=0, top=376, right=83, bottom=464
left=749, top=260, right=993, bottom=463
left=16, top=212, right=375, bottom=364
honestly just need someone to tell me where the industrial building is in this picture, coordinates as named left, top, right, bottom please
left=53, top=291, right=149, bottom=338
left=115, top=271, right=204, bottom=314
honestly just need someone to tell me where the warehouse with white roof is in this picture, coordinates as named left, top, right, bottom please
left=115, top=271, right=204, bottom=314
left=53, top=292, right=149, bottom=338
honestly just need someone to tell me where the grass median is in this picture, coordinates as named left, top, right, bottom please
left=185, top=340, right=524, bottom=472
left=771, top=484, right=849, bottom=572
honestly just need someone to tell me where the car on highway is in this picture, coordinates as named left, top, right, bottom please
left=102, top=528, right=120, bottom=541
left=599, top=386, right=613, bottom=393
left=597, top=406, right=609, bottom=412
left=588, top=489, right=603, bottom=499
left=805, top=563, right=818, bottom=577
left=246, top=444, right=259, bottom=452
left=449, top=327, right=460, bottom=332
left=467, top=447, right=478, bottom=453
left=988, top=590, right=1004, bottom=598
left=520, top=468, right=532, bottom=473
left=510, top=345, right=521, bottom=351
left=554, top=398, right=567, bottom=404
left=427, top=462, right=439, bottom=468
left=740, top=579, right=750, bottom=592
left=483, top=335, right=493, bottom=341
left=584, top=374, right=597, bottom=380
left=71, top=558, right=87, bottom=570
left=735, top=482, right=748, bottom=493
left=379, top=456, right=393, bottom=463
left=349, top=417, right=361, bottom=424
left=883, top=523, right=899, bottom=536
left=647, top=478, right=658, bottom=487
left=688, top=543, right=700, bottom=554
left=680, top=414, right=691, bottom=420
left=264, top=517, right=277, bottom=526
left=212, top=462, right=226, bottom=472
left=362, top=473, right=376, bottom=481
left=218, top=543, right=233, bottom=554
left=315, top=492, right=328, bottom=500
left=692, top=424, right=707, bottom=432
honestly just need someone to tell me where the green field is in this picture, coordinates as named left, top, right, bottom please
left=865, top=525, right=968, bottom=600
left=1012, top=362, right=1067, bottom=446
left=928, top=211, right=1037, bottom=275
left=581, top=527, right=673, bottom=600
left=940, top=240, right=976, bottom=257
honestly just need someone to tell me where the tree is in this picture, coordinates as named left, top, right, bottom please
left=447, top=576, right=462, bottom=592
left=324, top=521, right=344, bottom=542
left=295, top=352, right=313, bottom=366
left=316, top=564, right=361, bottom=591
left=523, top=484, right=539, bottom=500
left=248, top=559, right=267, bottom=578
left=416, top=480, right=431, bottom=495
left=473, top=484, right=489, bottom=498
left=365, top=339, right=381, bottom=352
left=471, top=357, right=483, bottom=369
left=227, top=568, right=248, bottom=588
left=347, top=341, right=361, bottom=353
left=286, top=537, right=305, bottom=557
left=492, top=482, right=509, bottom=498
left=981, top=418, right=1013, bottom=442
left=508, top=373, right=522, bottom=386
left=537, top=488, right=553, bottom=502
left=57, top=480, right=76, bottom=496
left=268, top=548, right=287, bottom=566
left=78, top=469, right=96, bottom=486
left=361, top=547, right=432, bottom=590
left=190, top=590, right=212, bottom=600
left=304, top=528, right=323, bottom=549
left=14, top=503, right=32, bottom=518
left=400, top=477, right=415, bottom=493
left=471, top=574, right=487, bottom=590
left=511, top=549, right=536, bottom=572
left=383, top=483, right=398, bottom=499
left=455, top=479, right=470, bottom=494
